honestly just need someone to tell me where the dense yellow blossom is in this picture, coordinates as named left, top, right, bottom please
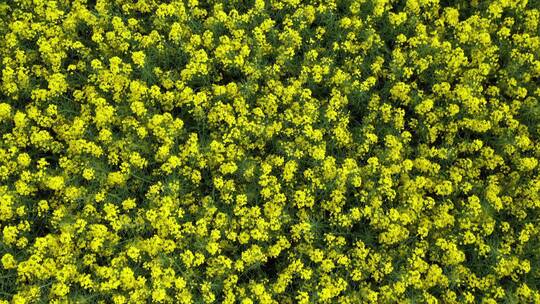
left=0, top=0, right=539, bottom=303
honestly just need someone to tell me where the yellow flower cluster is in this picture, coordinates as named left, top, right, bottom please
left=1, top=0, right=540, bottom=303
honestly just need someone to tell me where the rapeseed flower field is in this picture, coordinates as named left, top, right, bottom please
left=1, top=0, right=540, bottom=303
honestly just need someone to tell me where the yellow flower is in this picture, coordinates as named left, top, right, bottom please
left=1, top=253, right=16, bottom=269
left=107, top=171, right=125, bottom=186
left=0, top=103, right=11, bottom=120
left=47, top=73, right=68, bottom=96
left=82, top=168, right=95, bottom=180
left=46, top=176, right=65, bottom=190
left=131, top=101, right=147, bottom=116
left=132, top=51, right=146, bottom=67
left=152, top=288, right=167, bottom=303
left=519, top=157, right=538, bottom=171
left=17, top=153, right=31, bottom=167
